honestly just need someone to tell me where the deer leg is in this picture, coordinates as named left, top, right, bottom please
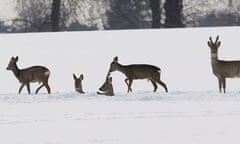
left=26, top=83, right=31, bottom=94
left=124, top=78, right=129, bottom=86
left=44, top=83, right=51, bottom=94
left=125, top=78, right=129, bottom=92
left=35, top=84, right=44, bottom=94
left=218, top=78, right=222, bottom=93
left=157, top=80, right=168, bottom=92
left=125, top=78, right=132, bottom=92
left=151, top=80, right=158, bottom=92
left=18, top=84, right=25, bottom=94
left=223, top=78, right=226, bottom=93
left=128, top=79, right=133, bottom=93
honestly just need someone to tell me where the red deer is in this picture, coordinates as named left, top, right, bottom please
left=6, top=56, right=51, bottom=94
left=97, top=75, right=114, bottom=96
left=208, top=36, right=240, bottom=93
left=73, top=73, right=85, bottom=94
left=108, top=56, right=168, bottom=93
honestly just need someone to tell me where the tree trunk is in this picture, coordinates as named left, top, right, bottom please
left=228, top=0, right=233, bottom=7
left=150, top=0, right=161, bottom=28
left=51, top=0, right=61, bottom=32
left=164, top=0, right=184, bottom=28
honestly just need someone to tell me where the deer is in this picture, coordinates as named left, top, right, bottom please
left=108, top=56, right=168, bottom=93
left=73, top=73, right=85, bottom=94
left=97, top=74, right=115, bottom=96
left=208, top=36, right=240, bottom=93
left=6, top=56, right=51, bottom=94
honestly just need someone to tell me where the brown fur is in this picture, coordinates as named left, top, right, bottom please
left=97, top=76, right=114, bottom=96
left=73, top=73, right=85, bottom=94
left=108, top=56, right=168, bottom=93
left=208, top=36, right=240, bottom=93
left=6, top=56, right=51, bottom=94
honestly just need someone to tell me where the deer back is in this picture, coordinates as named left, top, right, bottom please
left=19, top=66, right=50, bottom=83
left=109, top=56, right=160, bottom=80
left=123, top=64, right=160, bottom=79
left=7, top=56, right=50, bottom=84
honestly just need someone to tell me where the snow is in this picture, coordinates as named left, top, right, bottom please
left=1, top=27, right=240, bottom=143
left=1, top=27, right=240, bottom=94
left=1, top=91, right=240, bottom=144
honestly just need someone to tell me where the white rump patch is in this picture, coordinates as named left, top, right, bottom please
left=44, top=71, right=50, bottom=76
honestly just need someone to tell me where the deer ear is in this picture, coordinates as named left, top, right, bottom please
left=73, top=74, right=77, bottom=80
left=207, top=41, right=211, bottom=47
left=15, top=56, right=19, bottom=62
left=80, top=74, right=84, bottom=80
left=209, top=37, right=214, bottom=44
left=217, top=41, right=221, bottom=47
left=215, top=35, right=220, bottom=44
left=209, top=36, right=212, bottom=41
left=113, top=56, right=118, bottom=62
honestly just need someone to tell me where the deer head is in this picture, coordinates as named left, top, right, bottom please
left=98, top=76, right=114, bottom=96
left=99, top=77, right=112, bottom=92
left=208, top=36, right=221, bottom=56
left=73, top=73, right=84, bottom=93
left=97, top=72, right=114, bottom=96
left=109, top=56, right=119, bottom=73
left=6, top=56, right=19, bottom=71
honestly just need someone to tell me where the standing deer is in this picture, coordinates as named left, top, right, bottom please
left=208, top=36, right=240, bottom=93
left=6, top=56, right=51, bottom=94
left=73, top=73, right=85, bottom=94
left=97, top=75, right=114, bottom=96
left=108, top=56, right=168, bottom=93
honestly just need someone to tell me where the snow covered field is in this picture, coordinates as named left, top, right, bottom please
left=1, top=27, right=240, bottom=144
left=1, top=91, right=240, bottom=144
left=2, top=27, right=240, bottom=93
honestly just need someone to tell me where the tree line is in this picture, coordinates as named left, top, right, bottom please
left=0, top=0, right=239, bottom=33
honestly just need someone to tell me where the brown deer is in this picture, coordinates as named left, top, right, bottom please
left=6, top=56, right=51, bottom=94
left=73, top=73, right=85, bottom=94
left=208, top=36, right=240, bottom=93
left=97, top=75, right=114, bottom=96
left=108, top=56, right=168, bottom=93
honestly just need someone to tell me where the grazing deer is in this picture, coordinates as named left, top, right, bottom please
left=73, top=73, right=85, bottom=94
left=6, top=56, right=51, bottom=94
left=208, top=36, right=240, bottom=93
left=97, top=75, right=114, bottom=96
left=108, top=56, right=168, bottom=93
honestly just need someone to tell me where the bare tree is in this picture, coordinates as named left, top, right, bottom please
left=183, top=0, right=240, bottom=27
left=13, top=0, right=86, bottom=32
left=0, top=21, right=9, bottom=32
left=71, top=0, right=108, bottom=30
left=164, top=0, right=184, bottom=27
left=150, top=0, right=161, bottom=28
left=13, top=0, right=52, bottom=32
left=229, top=0, right=233, bottom=7
left=104, top=0, right=151, bottom=29
left=51, top=0, right=61, bottom=32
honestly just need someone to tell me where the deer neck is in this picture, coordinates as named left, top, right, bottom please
left=11, top=64, right=20, bottom=78
left=211, top=52, right=219, bottom=63
left=117, top=63, right=128, bottom=74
